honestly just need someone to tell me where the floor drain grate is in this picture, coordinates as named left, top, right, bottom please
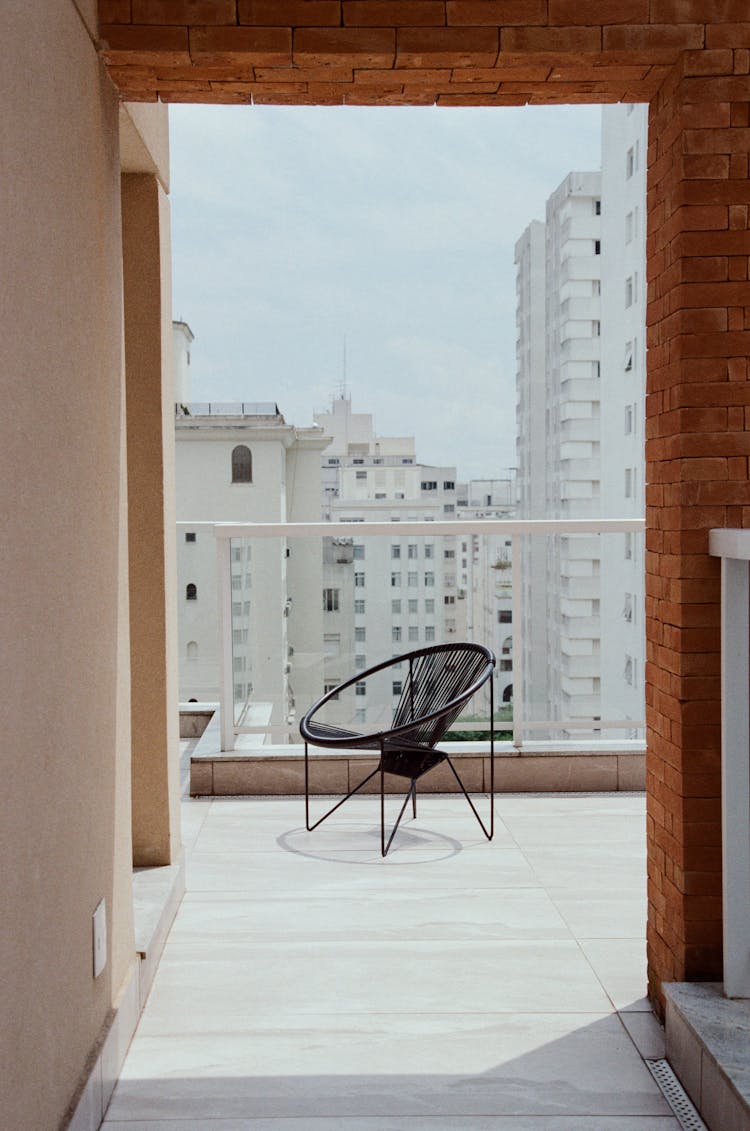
left=645, top=1058, right=708, bottom=1130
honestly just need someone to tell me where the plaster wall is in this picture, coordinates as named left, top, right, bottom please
left=0, top=4, right=134, bottom=1127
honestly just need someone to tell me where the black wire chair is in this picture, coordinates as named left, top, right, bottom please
left=300, top=642, right=496, bottom=856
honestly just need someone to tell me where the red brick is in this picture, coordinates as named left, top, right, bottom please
left=681, top=103, right=731, bottom=129
left=603, top=24, right=704, bottom=52
left=99, top=23, right=191, bottom=64
left=133, top=0, right=237, bottom=21
left=190, top=26, right=291, bottom=65
left=256, top=65, right=353, bottom=80
left=706, top=23, right=750, bottom=49
left=681, top=48, right=735, bottom=75
left=354, top=66, right=450, bottom=83
left=730, top=153, right=750, bottom=179
left=684, top=127, right=750, bottom=154
left=550, top=0, right=647, bottom=21
left=240, top=1, right=341, bottom=24
left=501, top=26, right=602, bottom=51
left=343, top=1, right=445, bottom=25
left=397, top=27, right=498, bottom=67
left=294, top=27, right=395, bottom=66
left=446, top=0, right=548, bottom=23
left=100, top=0, right=132, bottom=21
left=731, top=102, right=750, bottom=127
left=653, top=0, right=750, bottom=23
left=735, top=48, right=750, bottom=74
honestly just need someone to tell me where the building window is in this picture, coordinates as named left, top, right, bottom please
left=187, top=640, right=198, bottom=660
left=625, top=276, right=634, bottom=307
left=594, top=239, right=601, bottom=255
left=391, top=545, right=401, bottom=559
left=408, top=543, right=418, bottom=559
left=593, top=320, right=601, bottom=337
left=355, top=470, right=367, bottom=480
left=355, top=654, right=366, bottom=669
left=352, top=458, right=364, bottom=465
left=424, top=544, right=434, bottom=559
left=355, top=626, right=366, bottom=642
left=408, top=626, right=419, bottom=642
left=424, top=572, right=434, bottom=587
left=444, top=549, right=455, bottom=559
left=444, top=504, right=455, bottom=514
left=408, top=598, right=418, bottom=613
left=425, top=626, right=435, bottom=642
left=353, top=544, right=365, bottom=559
left=425, top=598, right=435, bottom=614
left=231, top=576, right=242, bottom=591
left=498, top=610, right=512, bottom=623
left=443, top=480, right=455, bottom=490
left=392, top=599, right=401, bottom=614
left=625, top=468, right=635, bottom=498
left=231, top=445, right=252, bottom=483
left=355, top=572, right=365, bottom=587
left=323, top=588, right=340, bottom=612
left=323, top=633, right=340, bottom=655
left=499, top=659, right=512, bottom=672
left=375, top=492, right=386, bottom=499
left=392, top=626, right=402, bottom=642
left=354, top=599, right=365, bottom=614
left=625, top=533, right=634, bottom=560
left=408, top=571, right=418, bottom=587
left=324, top=681, right=339, bottom=700
left=624, top=404, right=634, bottom=434
left=232, top=601, right=241, bottom=617
left=624, top=655, right=635, bottom=685
left=502, top=636, right=512, bottom=655
left=625, top=211, right=633, bottom=243
left=327, top=457, right=340, bottom=465
left=186, top=583, right=197, bottom=600
left=626, top=146, right=635, bottom=178
left=624, top=341, right=634, bottom=372
left=232, top=546, right=242, bottom=562
left=391, top=572, right=401, bottom=587
left=444, top=595, right=455, bottom=605
left=421, top=480, right=437, bottom=490
left=392, top=680, right=402, bottom=696
left=356, top=681, right=366, bottom=696
left=623, top=593, right=634, bottom=623
left=594, top=199, right=601, bottom=215
left=185, top=531, right=196, bottom=543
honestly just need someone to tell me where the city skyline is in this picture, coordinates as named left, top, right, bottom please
left=169, top=103, right=602, bottom=480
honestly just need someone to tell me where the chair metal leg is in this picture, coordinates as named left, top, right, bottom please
left=444, top=756, right=494, bottom=841
left=306, top=738, right=380, bottom=831
left=412, top=780, right=417, bottom=820
left=382, top=780, right=416, bottom=857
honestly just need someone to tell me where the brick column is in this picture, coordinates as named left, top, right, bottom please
left=646, top=48, right=750, bottom=1011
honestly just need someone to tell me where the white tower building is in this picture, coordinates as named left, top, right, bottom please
left=515, top=104, right=646, bottom=737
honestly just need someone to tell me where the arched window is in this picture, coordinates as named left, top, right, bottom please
left=502, top=636, right=513, bottom=655
left=232, top=445, right=252, bottom=483
left=187, top=640, right=198, bottom=659
left=186, top=583, right=197, bottom=601
left=502, top=684, right=513, bottom=703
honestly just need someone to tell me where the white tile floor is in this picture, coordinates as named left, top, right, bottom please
left=104, top=792, right=680, bottom=1130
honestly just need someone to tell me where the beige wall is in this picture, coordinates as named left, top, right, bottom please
left=0, top=5, right=174, bottom=1128
left=123, top=173, right=181, bottom=868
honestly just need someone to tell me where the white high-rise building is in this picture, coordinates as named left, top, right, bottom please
left=175, top=399, right=330, bottom=732
left=515, top=104, right=646, bottom=736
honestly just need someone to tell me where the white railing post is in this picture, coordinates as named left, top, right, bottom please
left=216, top=531, right=235, bottom=752
left=511, top=534, right=523, bottom=748
left=720, top=553, right=750, bottom=997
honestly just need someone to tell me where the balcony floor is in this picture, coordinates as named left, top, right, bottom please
left=104, top=792, right=681, bottom=1129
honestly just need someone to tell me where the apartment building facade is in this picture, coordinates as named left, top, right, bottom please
left=515, top=104, right=647, bottom=737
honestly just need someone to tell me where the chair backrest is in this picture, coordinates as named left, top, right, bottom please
left=390, top=644, right=492, bottom=749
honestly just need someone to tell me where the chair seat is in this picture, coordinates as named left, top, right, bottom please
left=302, top=720, right=446, bottom=779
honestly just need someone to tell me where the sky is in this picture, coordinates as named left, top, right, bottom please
left=169, top=103, right=602, bottom=481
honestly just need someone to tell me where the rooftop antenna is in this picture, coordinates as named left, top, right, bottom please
left=335, top=335, right=348, bottom=401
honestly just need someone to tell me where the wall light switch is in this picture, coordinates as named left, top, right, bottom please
left=92, top=898, right=107, bottom=978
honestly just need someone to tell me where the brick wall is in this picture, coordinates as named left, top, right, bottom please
left=646, top=46, right=750, bottom=1011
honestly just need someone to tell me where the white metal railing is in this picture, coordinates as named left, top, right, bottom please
left=709, top=528, right=750, bottom=998
left=197, top=517, right=646, bottom=754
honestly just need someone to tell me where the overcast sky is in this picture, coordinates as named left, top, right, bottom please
left=169, top=103, right=602, bottom=481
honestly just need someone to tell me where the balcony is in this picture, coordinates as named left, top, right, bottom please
left=101, top=789, right=686, bottom=1127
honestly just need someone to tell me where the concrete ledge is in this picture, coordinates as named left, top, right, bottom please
left=188, top=710, right=646, bottom=795
left=665, top=982, right=750, bottom=1131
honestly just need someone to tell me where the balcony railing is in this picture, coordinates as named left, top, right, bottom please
left=178, top=517, right=646, bottom=755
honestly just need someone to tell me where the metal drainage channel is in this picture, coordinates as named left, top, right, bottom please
left=645, top=1058, right=708, bottom=1130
